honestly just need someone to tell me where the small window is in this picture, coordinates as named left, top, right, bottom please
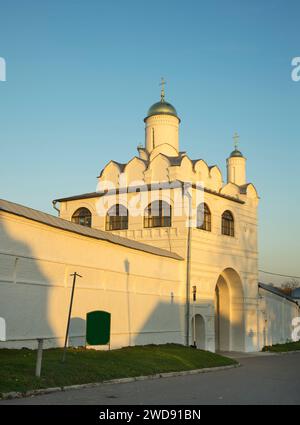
left=197, top=203, right=211, bottom=231
left=106, top=204, right=128, bottom=231
left=144, top=200, right=171, bottom=228
left=221, top=210, right=234, bottom=237
left=72, top=207, right=92, bottom=227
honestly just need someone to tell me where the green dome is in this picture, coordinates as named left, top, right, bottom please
left=146, top=100, right=178, bottom=119
left=230, top=149, right=243, bottom=158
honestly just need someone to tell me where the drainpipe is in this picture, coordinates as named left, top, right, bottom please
left=52, top=200, right=60, bottom=215
left=256, top=293, right=262, bottom=351
left=184, top=183, right=192, bottom=346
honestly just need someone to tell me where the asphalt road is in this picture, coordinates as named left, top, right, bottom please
left=1, top=352, right=300, bottom=405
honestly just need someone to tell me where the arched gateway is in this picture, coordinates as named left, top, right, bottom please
left=214, top=268, right=245, bottom=352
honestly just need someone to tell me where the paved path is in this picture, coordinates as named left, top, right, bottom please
left=1, top=352, right=300, bottom=405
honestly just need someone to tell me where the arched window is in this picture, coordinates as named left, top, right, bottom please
left=72, top=207, right=92, bottom=227
left=221, top=210, right=234, bottom=236
left=144, top=200, right=171, bottom=228
left=106, top=204, right=128, bottom=231
left=197, top=203, right=211, bottom=231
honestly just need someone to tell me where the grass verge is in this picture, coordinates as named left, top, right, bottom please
left=262, top=340, right=300, bottom=353
left=0, top=343, right=236, bottom=394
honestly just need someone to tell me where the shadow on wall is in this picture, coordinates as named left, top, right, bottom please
left=69, top=317, right=86, bottom=347
left=132, top=299, right=185, bottom=347
left=0, top=220, right=93, bottom=349
left=124, top=258, right=185, bottom=347
left=0, top=220, right=54, bottom=349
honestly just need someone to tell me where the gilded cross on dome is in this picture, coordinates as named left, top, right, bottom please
left=233, top=132, right=240, bottom=151
left=159, top=77, right=166, bottom=102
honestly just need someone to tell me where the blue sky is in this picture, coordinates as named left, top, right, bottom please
left=0, top=0, right=299, bottom=281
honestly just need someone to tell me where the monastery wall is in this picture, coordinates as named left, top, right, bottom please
left=0, top=210, right=184, bottom=349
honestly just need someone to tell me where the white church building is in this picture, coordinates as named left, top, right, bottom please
left=0, top=84, right=299, bottom=352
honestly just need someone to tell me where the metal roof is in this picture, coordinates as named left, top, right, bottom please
left=292, top=288, right=300, bottom=299
left=54, top=180, right=245, bottom=204
left=0, top=199, right=183, bottom=261
left=259, top=282, right=299, bottom=305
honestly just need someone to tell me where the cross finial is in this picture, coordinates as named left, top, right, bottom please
left=233, top=132, right=239, bottom=150
left=160, top=77, right=166, bottom=102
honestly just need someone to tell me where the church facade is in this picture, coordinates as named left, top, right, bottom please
left=52, top=85, right=285, bottom=352
left=0, top=85, right=298, bottom=351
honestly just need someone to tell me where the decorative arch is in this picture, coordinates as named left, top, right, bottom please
left=98, top=160, right=125, bottom=186
left=209, top=165, right=222, bottom=180
left=106, top=204, right=128, bottom=231
left=149, top=143, right=178, bottom=161
left=180, top=155, right=193, bottom=172
left=72, top=207, right=92, bottom=227
left=209, top=165, right=223, bottom=191
left=240, top=183, right=259, bottom=199
left=193, top=159, right=208, bottom=181
left=124, top=157, right=147, bottom=183
left=148, top=154, right=171, bottom=182
left=220, top=182, right=240, bottom=197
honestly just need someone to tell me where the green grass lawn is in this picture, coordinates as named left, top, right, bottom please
left=262, top=340, right=300, bottom=353
left=0, top=344, right=236, bottom=395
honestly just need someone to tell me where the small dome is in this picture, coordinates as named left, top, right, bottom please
left=147, top=100, right=178, bottom=119
left=230, top=149, right=243, bottom=158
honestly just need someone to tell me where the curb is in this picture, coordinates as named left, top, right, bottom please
left=264, top=350, right=300, bottom=356
left=0, top=363, right=239, bottom=400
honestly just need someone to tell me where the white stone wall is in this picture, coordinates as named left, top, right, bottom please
left=0, top=211, right=184, bottom=349
left=258, top=287, right=300, bottom=347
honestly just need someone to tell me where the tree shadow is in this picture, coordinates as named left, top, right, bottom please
left=123, top=258, right=185, bottom=347
left=0, top=220, right=54, bottom=349
left=69, top=317, right=86, bottom=347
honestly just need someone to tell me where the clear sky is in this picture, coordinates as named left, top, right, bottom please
left=0, top=0, right=299, bottom=282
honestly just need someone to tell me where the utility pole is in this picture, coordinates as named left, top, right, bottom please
left=62, top=272, right=82, bottom=362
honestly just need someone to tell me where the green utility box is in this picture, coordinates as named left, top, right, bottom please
left=86, top=310, right=111, bottom=346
